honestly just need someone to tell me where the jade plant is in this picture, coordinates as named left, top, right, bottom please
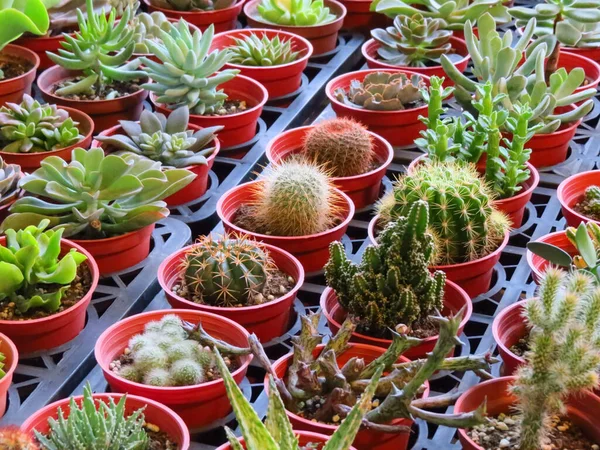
left=0, top=220, right=87, bottom=314
left=0, top=427, right=38, bottom=449
left=140, top=23, right=240, bottom=115
left=334, top=72, right=425, bottom=111
left=96, top=107, right=221, bottom=168
left=0, top=147, right=195, bottom=239
left=150, top=0, right=234, bottom=11
left=129, top=11, right=176, bottom=54
left=257, top=0, right=336, bottom=26
left=0, top=157, right=21, bottom=207
left=229, top=33, right=300, bottom=66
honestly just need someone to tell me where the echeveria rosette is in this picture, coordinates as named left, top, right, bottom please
left=0, top=147, right=195, bottom=239
left=257, top=0, right=336, bottom=26
left=229, top=33, right=300, bottom=66
left=0, top=157, right=21, bottom=206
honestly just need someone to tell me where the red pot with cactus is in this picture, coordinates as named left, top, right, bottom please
left=217, top=431, right=358, bottom=449
left=526, top=230, right=575, bottom=284
left=14, top=34, right=68, bottom=70
left=0, top=45, right=39, bottom=107
left=94, top=309, right=253, bottom=430
left=492, top=300, right=527, bottom=376
left=158, top=241, right=305, bottom=343
left=557, top=170, right=600, bottom=227
left=0, top=333, right=18, bottom=418
left=143, top=0, right=245, bottom=32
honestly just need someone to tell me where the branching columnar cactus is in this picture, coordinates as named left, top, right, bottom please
left=0, top=157, right=21, bottom=207
left=0, top=148, right=195, bottom=238
left=151, top=0, right=234, bottom=11
left=129, top=11, right=175, bottom=54
left=335, top=72, right=425, bottom=111
left=96, top=107, right=221, bottom=168
left=257, top=0, right=336, bottom=26
left=0, top=427, right=39, bottom=450
left=303, top=118, right=375, bottom=178
left=378, top=160, right=510, bottom=264
left=140, top=23, right=239, bottom=115
left=325, top=201, right=445, bottom=337
left=229, top=33, right=300, bottom=66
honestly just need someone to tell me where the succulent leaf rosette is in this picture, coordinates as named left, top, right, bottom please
left=129, top=11, right=175, bottom=54
left=229, top=33, right=300, bottom=66
left=257, top=0, right=336, bottom=26
left=0, top=157, right=21, bottom=207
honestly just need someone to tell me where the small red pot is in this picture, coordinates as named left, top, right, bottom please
left=151, top=74, right=267, bottom=149
left=244, top=0, right=347, bottom=56
left=563, top=45, right=600, bottom=65
left=210, top=29, right=313, bottom=99
left=0, top=333, right=18, bottom=418
left=143, top=0, right=245, bottom=32
left=455, top=377, right=600, bottom=450
left=268, top=343, right=430, bottom=450
left=265, top=126, right=393, bottom=210
left=37, top=65, right=148, bottom=131
left=0, top=45, right=39, bottom=107
left=326, top=69, right=430, bottom=147
left=492, top=300, right=527, bottom=376
left=362, top=37, right=470, bottom=86
left=320, top=281, right=471, bottom=358
left=21, top=392, right=191, bottom=449
left=557, top=170, right=600, bottom=228
left=94, top=309, right=252, bottom=430
left=0, top=237, right=99, bottom=354
left=14, top=34, right=67, bottom=70
left=527, top=230, right=575, bottom=284
left=158, top=242, right=305, bottom=343
left=558, top=51, right=600, bottom=93
left=217, top=431, right=357, bottom=450
left=93, top=123, right=219, bottom=206
left=217, top=180, right=355, bottom=273
left=339, top=0, right=390, bottom=31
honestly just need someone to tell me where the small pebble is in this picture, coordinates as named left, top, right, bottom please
left=499, top=438, right=510, bottom=448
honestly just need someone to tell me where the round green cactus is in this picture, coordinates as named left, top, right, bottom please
left=133, top=345, right=169, bottom=372
left=170, top=358, right=205, bottom=385
left=168, top=340, right=198, bottom=363
left=143, top=367, right=171, bottom=386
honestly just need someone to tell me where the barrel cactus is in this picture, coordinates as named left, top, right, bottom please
left=0, top=157, right=20, bottom=207
left=229, top=33, right=300, bottom=66
left=257, top=0, right=335, bottom=26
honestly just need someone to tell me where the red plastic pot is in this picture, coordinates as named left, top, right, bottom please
left=0, top=333, right=18, bottom=418
left=217, top=431, right=357, bottom=450
left=265, top=126, right=393, bottom=209
left=368, top=215, right=509, bottom=298
left=143, top=0, right=245, bottom=32
left=217, top=180, right=355, bottom=273
left=527, top=230, right=575, bottom=284
left=159, top=242, right=305, bottom=343
left=320, top=281, right=472, bottom=359
left=244, top=0, right=347, bottom=56
left=21, top=392, right=191, bottom=449
left=268, top=343, right=430, bottom=450
left=492, top=300, right=527, bottom=376
left=326, top=69, right=430, bottom=147
left=0, top=237, right=99, bottom=354
left=93, top=123, right=219, bottom=206
left=455, top=376, right=600, bottom=450
left=210, top=29, right=313, bottom=99
left=557, top=170, right=600, bottom=227
left=339, top=0, right=390, bottom=31
left=151, top=74, right=267, bottom=149
left=0, top=45, right=39, bottom=107
left=362, top=37, right=470, bottom=86
left=563, top=45, right=600, bottom=65
left=14, top=34, right=67, bottom=70
left=94, top=309, right=252, bottom=430
left=37, top=65, right=148, bottom=131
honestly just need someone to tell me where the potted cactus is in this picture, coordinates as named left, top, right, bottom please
left=0, top=148, right=195, bottom=274
left=265, top=118, right=393, bottom=209
left=0, top=426, right=39, bottom=448
left=94, top=309, right=253, bottom=429
left=22, top=382, right=191, bottom=449
left=143, top=24, right=268, bottom=149
left=244, top=0, right=347, bottom=56
left=0, top=333, right=17, bottom=418
left=557, top=170, right=600, bottom=227
left=158, top=234, right=304, bottom=342
left=0, top=157, right=21, bottom=221
left=216, top=158, right=355, bottom=273
left=94, top=107, right=221, bottom=206
left=326, top=70, right=428, bottom=147
left=211, top=29, right=313, bottom=99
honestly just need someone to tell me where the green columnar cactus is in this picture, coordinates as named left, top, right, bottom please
left=151, top=0, right=234, bottom=11
left=257, top=0, right=336, bottom=26
left=511, top=269, right=600, bottom=450
left=0, top=147, right=195, bottom=238
left=325, top=201, right=445, bottom=337
left=335, top=72, right=425, bottom=111
left=129, top=11, right=175, bottom=54
left=0, top=157, right=20, bottom=207
left=140, top=23, right=239, bottom=115
left=229, top=33, right=300, bottom=66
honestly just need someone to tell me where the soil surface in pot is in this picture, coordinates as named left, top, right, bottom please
left=52, top=77, right=143, bottom=100
left=509, top=335, right=530, bottom=358
left=0, top=264, right=92, bottom=321
left=0, top=57, right=33, bottom=81
left=469, top=413, right=600, bottom=450
left=573, top=190, right=600, bottom=221
left=211, top=99, right=247, bottom=116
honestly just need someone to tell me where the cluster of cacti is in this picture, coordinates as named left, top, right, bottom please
left=335, top=72, right=425, bottom=111
left=0, top=147, right=194, bottom=238
left=151, top=0, right=234, bottom=11
left=129, top=11, right=176, bottom=54
left=229, top=33, right=301, bottom=66
left=96, top=107, right=221, bottom=168
left=0, top=220, right=87, bottom=314
left=0, top=427, right=38, bottom=450
left=302, top=118, right=375, bottom=178
left=140, top=23, right=239, bottom=115
left=0, top=157, right=21, bottom=207
left=578, top=185, right=600, bottom=215
left=378, top=160, right=510, bottom=264
left=257, top=0, right=336, bottom=26
left=0, top=95, right=83, bottom=154
left=325, top=201, right=445, bottom=337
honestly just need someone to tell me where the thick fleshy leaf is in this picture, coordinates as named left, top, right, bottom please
left=526, top=241, right=573, bottom=267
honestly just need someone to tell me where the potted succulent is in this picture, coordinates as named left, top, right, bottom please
left=94, top=310, right=253, bottom=429
left=557, top=170, right=600, bottom=227
left=159, top=233, right=304, bottom=343
left=143, top=24, right=268, bottom=149
left=0, top=95, right=94, bottom=171
left=94, top=107, right=221, bottom=206
left=0, top=220, right=99, bottom=353
left=211, top=29, right=313, bottom=99
left=244, top=0, right=347, bottom=56
left=0, top=333, right=17, bottom=418
left=216, top=159, right=355, bottom=273
left=22, top=382, right=191, bottom=449
left=0, top=157, right=21, bottom=222
left=326, top=70, right=428, bottom=147
left=0, top=148, right=195, bottom=275
left=265, top=118, right=393, bottom=209
left=38, top=0, right=148, bottom=131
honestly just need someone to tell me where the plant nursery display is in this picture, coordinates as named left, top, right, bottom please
left=228, top=32, right=301, bottom=66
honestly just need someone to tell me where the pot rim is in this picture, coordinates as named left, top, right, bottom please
left=494, top=162, right=540, bottom=206
left=557, top=170, right=600, bottom=226
left=0, top=332, right=19, bottom=382
left=526, top=230, right=571, bottom=280
left=491, top=299, right=528, bottom=367
left=142, top=0, right=246, bottom=17
left=219, top=430, right=356, bottom=450
left=0, top=44, right=40, bottom=86
left=69, top=223, right=155, bottom=246
left=243, top=0, right=347, bottom=30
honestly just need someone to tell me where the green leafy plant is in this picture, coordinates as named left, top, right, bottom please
left=257, top=0, right=336, bottom=25
left=0, top=157, right=21, bottom=207
left=140, top=23, right=239, bottom=115
left=0, top=220, right=87, bottom=314
left=150, top=0, right=234, bottom=11
left=129, top=11, right=175, bottom=54
left=229, top=33, right=300, bottom=66
left=0, top=147, right=195, bottom=238
left=96, top=107, right=221, bottom=168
